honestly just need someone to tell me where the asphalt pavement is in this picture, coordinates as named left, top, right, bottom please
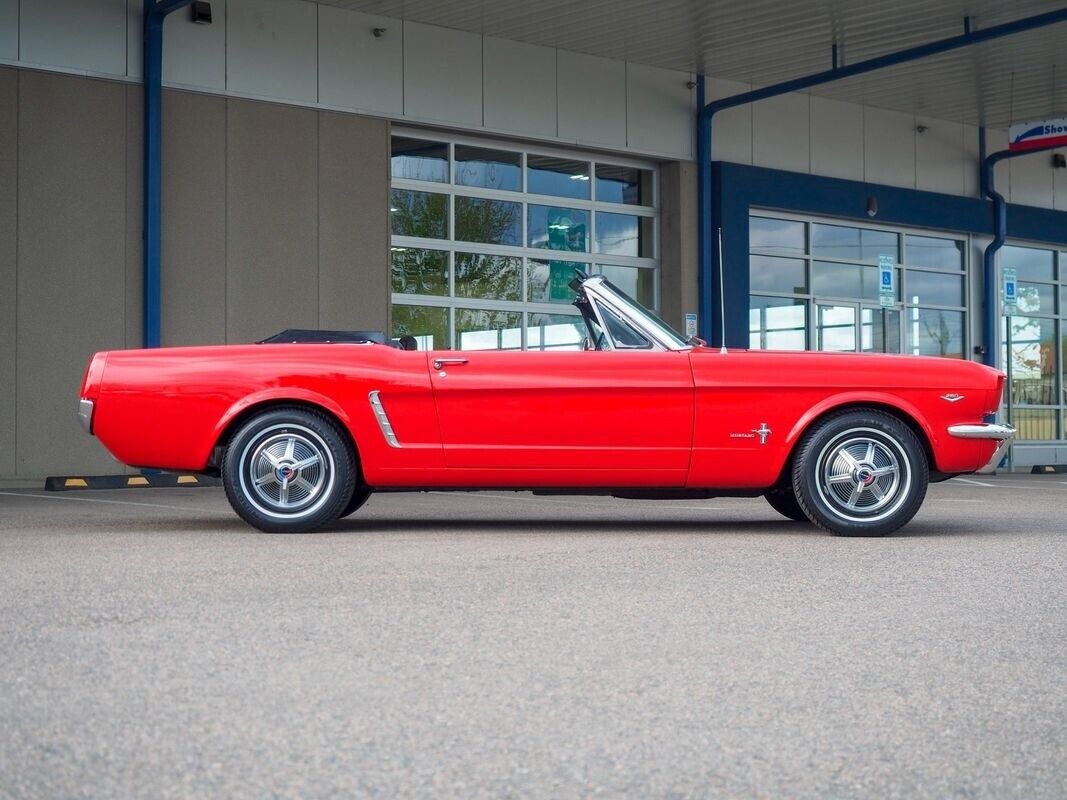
left=0, top=475, right=1065, bottom=799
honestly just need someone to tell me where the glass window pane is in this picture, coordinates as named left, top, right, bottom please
left=749, top=296, right=807, bottom=350
left=1061, top=285, right=1067, bottom=317
left=528, top=205, right=589, bottom=252
left=813, top=261, right=862, bottom=299
left=455, top=196, right=521, bottom=246
left=749, top=217, right=805, bottom=255
left=1004, top=316, right=1056, bottom=404
left=391, top=137, right=448, bottom=182
left=907, top=308, right=964, bottom=358
left=861, top=308, right=901, bottom=354
left=1016, top=282, right=1056, bottom=315
left=749, top=255, right=807, bottom=294
left=595, top=212, right=652, bottom=257
left=595, top=164, right=652, bottom=205
left=392, top=304, right=449, bottom=350
left=454, top=253, right=521, bottom=301
left=599, top=304, right=651, bottom=349
left=812, top=224, right=897, bottom=263
left=1001, top=245, right=1054, bottom=281
left=391, top=247, right=448, bottom=296
left=906, top=235, right=964, bottom=270
left=1012, top=408, right=1058, bottom=441
left=905, top=271, right=965, bottom=307
left=527, top=313, right=586, bottom=351
left=526, top=156, right=590, bottom=199
left=527, top=259, right=582, bottom=303
left=391, top=189, right=447, bottom=239
left=817, top=304, right=857, bottom=352
left=454, top=145, right=521, bottom=191
left=597, top=265, right=655, bottom=308
left=456, top=308, right=523, bottom=351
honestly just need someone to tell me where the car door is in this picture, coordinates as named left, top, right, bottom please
left=427, top=348, right=694, bottom=481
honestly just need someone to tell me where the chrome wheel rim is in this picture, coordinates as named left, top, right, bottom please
left=238, top=423, right=335, bottom=519
left=814, top=428, right=911, bottom=523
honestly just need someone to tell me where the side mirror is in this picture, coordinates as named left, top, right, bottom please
left=581, top=337, right=594, bottom=351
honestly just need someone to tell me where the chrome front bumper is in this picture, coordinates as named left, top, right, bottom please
left=947, top=422, right=1015, bottom=474
left=78, top=399, right=95, bottom=435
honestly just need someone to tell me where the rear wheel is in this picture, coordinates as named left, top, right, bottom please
left=792, top=410, right=928, bottom=537
left=764, top=485, right=808, bottom=522
left=223, top=407, right=356, bottom=533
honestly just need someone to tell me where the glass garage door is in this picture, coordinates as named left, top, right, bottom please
left=748, top=212, right=968, bottom=359
left=389, top=130, right=659, bottom=351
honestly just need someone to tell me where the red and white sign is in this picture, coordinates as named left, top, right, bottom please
left=1008, top=117, right=1067, bottom=152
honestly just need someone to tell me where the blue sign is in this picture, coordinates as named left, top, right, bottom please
left=878, top=255, right=895, bottom=308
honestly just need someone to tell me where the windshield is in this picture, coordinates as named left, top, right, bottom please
left=596, top=278, right=690, bottom=348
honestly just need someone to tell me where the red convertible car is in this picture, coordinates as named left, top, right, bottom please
left=78, top=275, right=1012, bottom=536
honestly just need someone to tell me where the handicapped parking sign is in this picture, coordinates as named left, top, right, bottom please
left=1003, top=267, right=1018, bottom=315
left=878, top=255, right=895, bottom=308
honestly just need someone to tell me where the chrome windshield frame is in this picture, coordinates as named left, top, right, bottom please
left=578, top=275, right=691, bottom=352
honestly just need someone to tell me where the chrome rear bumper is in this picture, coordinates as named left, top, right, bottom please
left=947, top=422, right=1015, bottom=474
left=78, top=399, right=95, bottom=435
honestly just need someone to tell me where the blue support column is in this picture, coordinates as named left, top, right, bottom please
left=142, top=0, right=193, bottom=348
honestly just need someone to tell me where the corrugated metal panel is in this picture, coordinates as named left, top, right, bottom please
left=316, top=0, right=1067, bottom=128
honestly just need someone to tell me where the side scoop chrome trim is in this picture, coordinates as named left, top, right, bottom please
left=368, top=390, right=400, bottom=448
left=78, top=399, right=95, bottom=435
left=948, top=423, right=1015, bottom=475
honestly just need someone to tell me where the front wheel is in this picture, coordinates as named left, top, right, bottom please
left=791, top=410, right=928, bottom=537
left=223, top=407, right=356, bottom=533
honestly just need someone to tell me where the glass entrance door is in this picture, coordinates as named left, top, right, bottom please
left=817, top=303, right=901, bottom=353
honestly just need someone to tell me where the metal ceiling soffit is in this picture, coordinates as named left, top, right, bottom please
left=696, top=7, right=1067, bottom=347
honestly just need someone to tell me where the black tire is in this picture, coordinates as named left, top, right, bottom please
left=765, top=485, right=809, bottom=522
left=340, top=487, right=372, bottom=518
left=222, top=407, right=356, bottom=533
left=791, top=409, right=928, bottom=537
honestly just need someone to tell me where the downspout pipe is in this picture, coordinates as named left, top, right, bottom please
left=695, top=6, right=1067, bottom=345
left=143, top=0, right=194, bottom=348
left=980, top=141, right=1065, bottom=367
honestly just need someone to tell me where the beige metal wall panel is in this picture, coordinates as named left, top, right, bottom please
left=163, top=90, right=227, bottom=345
left=916, top=117, right=965, bottom=196
left=16, top=72, right=128, bottom=477
left=125, top=85, right=143, bottom=348
left=0, top=0, right=16, bottom=60
left=19, top=0, right=128, bottom=76
left=227, top=0, right=318, bottom=103
left=625, top=63, right=694, bottom=159
left=863, top=107, right=916, bottom=189
left=226, top=99, right=319, bottom=344
left=810, top=96, right=863, bottom=181
left=753, top=92, right=809, bottom=174
left=1009, top=150, right=1055, bottom=210
left=482, top=36, right=556, bottom=138
left=403, top=21, right=482, bottom=127
left=706, top=78, right=751, bottom=165
left=0, top=70, right=16, bottom=478
left=318, top=112, right=389, bottom=331
left=557, top=50, right=626, bottom=148
left=318, top=6, right=403, bottom=116
left=658, top=161, right=697, bottom=333
left=963, top=125, right=981, bottom=199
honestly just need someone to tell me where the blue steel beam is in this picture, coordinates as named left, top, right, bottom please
left=143, top=0, right=193, bottom=348
left=696, top=6, right=1067, bottom=345
left=980, top=142, right=1065, bottom=368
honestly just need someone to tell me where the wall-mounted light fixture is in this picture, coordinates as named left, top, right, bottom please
left=1053, top=153, right=1067, bottom=169
left=190, top=1, right=212, bottom=24
left=373, top=27, right=387, bottom=38
left=866, top=196, right=878, bottom=217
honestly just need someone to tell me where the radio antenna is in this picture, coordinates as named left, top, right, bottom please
left=717, top=227, right=727, bottom=354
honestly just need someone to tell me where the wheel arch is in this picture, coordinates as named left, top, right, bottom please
left=774, top=395, right=935, bottom=487
left=206, top=393, right=361, bottom=474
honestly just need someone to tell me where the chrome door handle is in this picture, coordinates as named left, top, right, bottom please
left=432, top=358, right=469, bottom=370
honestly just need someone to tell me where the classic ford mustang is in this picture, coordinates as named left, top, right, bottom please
left=77, top=274, right=1012, bottom=536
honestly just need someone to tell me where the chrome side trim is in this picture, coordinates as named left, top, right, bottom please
left=947, top=423, right=1015, bottom=440
left=77, top=399, right=95, bottom=435
left=948, top=423, right=1015, bottom=475
left=368, top=391, right=400, bottom=448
